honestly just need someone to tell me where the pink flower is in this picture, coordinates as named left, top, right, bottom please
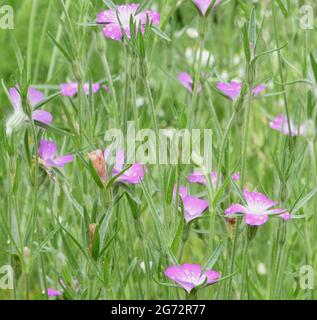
left=225, top=189, right=288, bottom=226
left=216, top=81, right=266, bottom=100
left=178, top=72, right=202, bottom=93
left=8, top=87, right=53, bottom=125
left=104, top=148, right=144, bottom=184
left=280, top=212, right=292, bottom=221
left=39, top=139, right=74, bottom=168
left=164, top=263, right=220, bottom=293
left=96, top=3, right=160, bottom=41
left=188, top=171, right=218, bottom=188
left=47, top=288, right=62, bottom=297
left=269, top=114, right=307, bottom=137
left=188, top=171, right=240, bottom=187
left=60, top=82, right=101, bottom=97
left=193, top=0, right=221, bottom=16
left=231, top=172, right=240, bottom=181
left=174, top=184, right=209, bottom=223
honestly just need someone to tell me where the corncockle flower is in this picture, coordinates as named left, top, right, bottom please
left=178, top=72, right=202, bottom=93
left=88, top=149, right=108, bottom=182
left=173, top=184, right=209, bottom=223
left=47, top=288, right=62, bottom=297
left=193, top=0, right=221, bottom=16
left=216, top=81, right=266, bottom=100
left=39, top=139, right=74, bottom=168
left=96, top=3, right=160, bottom=41
left=269, top=114, right=307, bottom=137
left=104, top=148, right=144, bottom=184
left=225, top=189, right=288, bottom=226
left=164, top=263, right=220, bottom=293
left=6, top=87, right=52, bottom=135
left=188, top=171, right=240, bottom=188
left=60, top=82, right=101, bottom=97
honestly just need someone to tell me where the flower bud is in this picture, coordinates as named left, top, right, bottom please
left=88, top=149, right=108, bottom=182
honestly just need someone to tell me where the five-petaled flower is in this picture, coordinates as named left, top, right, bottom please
left=6, top=87, right=53, bottom=135
left=104, top=148, right=144, bottom=184
left=174, top=185, right=209, bottom=223
left=269, top=113, right=307, bottom=137
left=188, top=171, right=240, bottom=188
left=193, top=0, right=221, bottom=16
left=60, top=82, right=102, bottom=97
left=96, top=3, right=160, bottom=41
left=225, top=189, right=290, bottom=226
left=47, top=288, right=62, bottom=297
left=178, top=72, right=202, bottom=93
left=39, top=139, right=74, bottom=168
left=217, top=81, right=266, bottom=100
left=164, top=263, right=220, bottom=293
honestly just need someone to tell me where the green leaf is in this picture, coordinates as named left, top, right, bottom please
left=151, top=25, right=171, bottom=42
left=310, top=53, right=317, bottom=83
left=242, top=23, right=250, bottom=62
left=291, top=188, right=317, bottom=214
left=203, top=242, right=223, bottom=271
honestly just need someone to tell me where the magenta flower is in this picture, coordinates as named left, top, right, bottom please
left=174, top=184, right=209, bottom=223
left=47, top=288, right=62, bottom=297
left=96, top=3, right=160, bottom=41
left=253, top=84, right=266, bottom=97
left=188, top=171, right=240, bottom=188
left=178, top=72, right=202, bottom=93
left=60, top=82, right=101, bottom=97
left=39, top=139, right=74, bottom=168
left=216, top=81, right=266, bottom=100
left=188, top=171, right=218, bottom=188
left=7, top=87, right=52, bottom=133
left=269, top=114, right=307, bottom=137
left=164, top=263, right=220, bottom=293
left=193, top=0, right=221, bottom=16
left=104, top=148, right=144, bottom=184
left=225, top=189, right=288, bottom=226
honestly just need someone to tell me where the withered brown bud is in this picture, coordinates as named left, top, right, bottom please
left=226, top=217, right=237, bottom=239
left=88, top=149, right=108, bottom=182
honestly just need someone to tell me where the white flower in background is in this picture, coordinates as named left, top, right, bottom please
left=185, top=47, right=215, bottom=67
left=140, top=261, right=153, bottom=273
left=257, top=263, right=267, bottom=275
left=186, top=28, right=199, bottom=39
left=136, top=96, right=144, bottom=108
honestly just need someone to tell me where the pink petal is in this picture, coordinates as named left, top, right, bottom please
left=28, top=88, right=45, bottom=105
left=244, top=213, right=269, bottom=226
left=253, top=84, right=266, bottom=96
left=137, top=10, right=160, bottom=25
left=32, top=110, right=53, bottom=125
left=173, top=185, right=188, bottom=200
left=182, top=196, right=209, bottom=223
left=279, top=212, right=292, bottom=221
left=231, top=172, right=240, bottom=181
left=102, top=23, right=123, bottom=41
left=117, top=163, right=144, bottom=184
left=243, top=189, right=277, bottom=212
left=47, top=288, right=62, bottom=297
left=217, top=81, right=242, bottom=100
left=205, top=269, right=221, bottom=284
left=39, top=139, right=57, bottom=161
left=225, top=204, right=247, bottom=215
left=53, top=155, right=74, bottom=167
left=193, top=0, right=221, bottom=16
left=164, top=264, right=205, bottom=293
left=96, top=10, right=117, bottom=24
left=9, top=87, right=21, bottom=109
left=60, top=83, right=78, bottom=97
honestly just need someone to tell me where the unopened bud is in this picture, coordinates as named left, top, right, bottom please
left=88, top=149, right=108, bottom=182
left=23, top=246, right=31, bottom=264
